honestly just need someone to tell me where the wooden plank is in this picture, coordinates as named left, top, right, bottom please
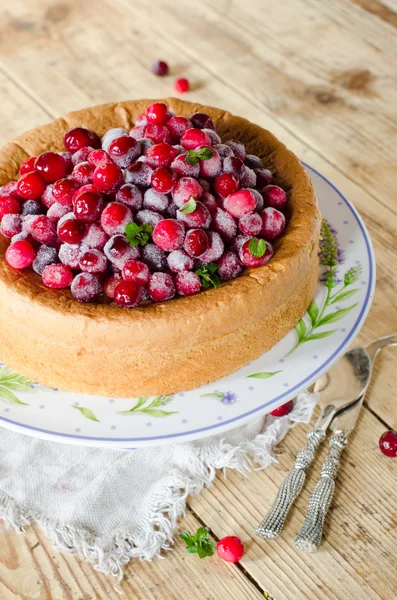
left=189, top=407, right=397, bottom=600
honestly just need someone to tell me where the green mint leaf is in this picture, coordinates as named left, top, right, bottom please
left=196, top=147, right=214, bottom=161
left=187, top=546, right=198, bottom=554
left=184, top=150, right=199, bottom=165
left=72, top=405, right=100, bottom=422
left=197, top=543, right=215, bottom=559
left=247, top=371, right=282, bottom=380
left=195, top=527, right=209, bottom=541
left=195, top=263, right=221, bottom=289
left=249, top=237, right=267, bottom=258
left=179, top=197, right=197, bottom=214
left=125, top=222, right=153, bottom=247
left=179, top=531, right=193, bottom=543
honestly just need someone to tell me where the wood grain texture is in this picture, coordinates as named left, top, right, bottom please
left=0, top=0, right=395, bottom=598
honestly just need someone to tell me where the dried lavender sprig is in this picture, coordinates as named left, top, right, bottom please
left=319, top=220, right=345, bottom=268
left=344, top=264, right=361, bottom=286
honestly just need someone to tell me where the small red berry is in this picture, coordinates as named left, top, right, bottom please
left=240, top=239, right=273, bottom=268
left=52, top=178, right=79, bottom=206
left=17, top=172, right=46, bottom=200
left=103, top=273, right=122, bottom=299
left=262, top=185, right=288, bottom=209
left=122, top=259, right=150, bottom=286
left=58, top=218, right=86, bottom=244
left=379, top=431, right=397, bottom=457
left=42, top=264, right=73, bottom=289
left=64, top=127, right=101, bottom=153
left=145, top=102, right=170, bottom=126
left=31, top=215, right=57, bottom=244
left=1, top=214, right=22, bottom=238
left=166, top=116, right=191, bottom=143
left=74, top=191, right=104, bottom=223
left=224, top=189, right=256, bottom=219
left=184, top=229, right=209, bottom=257
left=79, top=249, right=108, bottom=274
left=174, top=78, right=189, bottom=93
left=214, top=173, right=239, bottom=198
left=148, top=272, right=175, bottom=301
left=115, top=184, right=143, bottom=211
left=92, top=162, right=123, bottom=194
left=260, top=207, right=286, bottom=240
left=72, top=146, right=94, bottom=166
left=151, top=167, right=177, bottom=194
left=114, top=280, right=142, bottom=308
left=216, top=536, right=244, bottom=563
left=107, top=136, right=140, bottom=168
left=172, top=176, right=203, bottom=208
left=150, top=60, right=169, bottom=76
left=198, top=231, right=224, bottom=262
left=20, top=156, right=36, bottom=175
left=144, top=123, right=172, bottom=144
left=100, top=202, right=133, bottom=236
left=87, top=149, right=113, bottom=165
left=177, top=200, right=211, bottom=229
left=217, top=251, right=243, bottom=280
left=35, top=152, right=68, bottom=183
left=0, top=195, right=20, bottom=219
left=270, top=400, right=294, bottom=417
left=190, top=112, right=215, bottom=130
left=125, top=162, right=154, bottom=187
left=5, top=240, right=36, bottom=269
left=152, top=219, right=185, bottom=252
left=71, top=161, right=95, bottom=186
left=239, top=212, right=262, bottom=236
left=180, top=128, right=212, bottom=151
left=71, top=272, right=102, bottom=302
left=145, top=143, right=178, bottom=168
left=175, top=271, right=201, bottom=296
left=255, top=168, right=273, bottom=189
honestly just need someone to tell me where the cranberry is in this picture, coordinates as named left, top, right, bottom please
left=34, top=152, right=67, bottom=183
left=260, top=207, right=286, bottom=239
left=240, top=239, right=273, bottom=268
left=145, top=143, right=178, bottom=168
left=114, top=280, right=142, bottom=308
left=58, top=219, right=86, bottom=244
left=150, top=59, right=169, bottom=76
left=184, top=229, right=209, bottom=257
left=115, top=183, right=143, bottom=211
left=245, top=154, right=262, bottom=169
left=135, top=209, right=164, bottom=228
left=135, top=113, right=148, bottom=127
left=181, top=128, right=212, bottom=151
left=212, top=208, right=237, bottom=241
left=5, top=240, right=35, bottom=269
left=72, top=184, right=98, bottom=204
left=0, top=195, right=20, bottom=219
left=129, top=126, right=147, bottom=141
left=21, top=200, right=43, bottom=216
left=52, top=178, right=79, bottom=206
left=379, top=431, right=397, bottom=457
left=174, top=78, right=189, bottom=93
left=167, top=249, right=194, bottom=272
left=32, top=245, right=59, bottom=275
left=100, top=202, right=133, bottom=236
left=270, top=400, right=294, bottom=417
left=145, top=123, right=172, bottom=144
left=148, top=272, right=175, bottom=301
left=151, top=167, right=177, bottom=194
left=225, top=140, right=246, bottom=161
left=31, top=216, right=57, bottom=244
left=42, top=264, right=73, bottom=289
left=58, top=243, right=83, bottom=268
left=240, top=166, right=257, bottom=188
left=103, top=273, right=122, bottom=299
left=79, top=249, right=108, bottom=273
left=72, top=146, right=95, bottom=166
left=17, top=172, right=46, bottom=199
left=74, top=191, right=104, bottom=223
left=239, top=212, right=262, bottom=236
left=202, top=128, right=221, bottom=145
left=71, top=161, right=95, bottom=186
left=190, top=112, right=215, bottom=130
left=82, top=223, right=109, bottom=249
left=125, top=162, right=154, bottom=186
left=41, top=185, right=56, bottom=209
left=252, top=189, right=264, bottom=212
left=143, top=188, right=169, bottom=213
left=47, top=203, right=70, bottom=222
left=223, top=156, right=244, bottom=177
left=201, top=192, right=218, bottom=216
left=20, top=156, right=36, bottom=175
left=224, top=189, right=256, bottom=218
left=59, top=152, right=73, bottom=174
left=262, top=185, right=288, bottom=209
left=172, top=177, right=203, bottom=208
left=141, top=243, right=167, bottom=271
left=214, top=173, right=239, bottom=198
left=215, top=144, right=234, bottom=159
left=92, top=162, right=123, bottom=194
left=107, top=136, right=140, bottom=168
left=198, top=231, right=224, bottom=262
left=1, top=214, right=22, bottom=238
left=175, top=271, right=201, bottom=296
left=122, top=259, right=151, bottom=285
left=104, top=234, right=140, bottom=269
left=217, top=252, right=243, bottom=280
left=255, top=168, right=273, bottom=188
left=170, top=154, right=199, bottom=178
left=64, top=127, right=101, bottom=153
left=71, top=272, right=102, bottom=302
left=216, top=537, right=244, bottom=563
left=198, top=147, right=221, bottom=178
left=152, top=219, right=185, bottom=251
left=145, top=102, right=170, bottom=126
left=177, top=201, right=211, bottom=229
left=166, top=116, right=192, bottom=143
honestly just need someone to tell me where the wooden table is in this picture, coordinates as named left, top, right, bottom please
left=0, top=0, right=396, bottom=598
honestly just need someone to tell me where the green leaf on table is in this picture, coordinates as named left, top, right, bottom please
left=246, top=371, right=282, bottom=379
left=72, top=405, right=100, bottom=422
left=179, top=197, right=197, bottom=214
left=307, top=300, right=319, bottom=326
left=317, top=304, right=357, bottom=327
left=179, top=527, right=215, bottom=559
left=306, top=329, right=338, bottom=341
left=329, top=289, right=359, bottom=305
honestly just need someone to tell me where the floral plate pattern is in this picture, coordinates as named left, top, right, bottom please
left=0, top=166, right=375, bottom=448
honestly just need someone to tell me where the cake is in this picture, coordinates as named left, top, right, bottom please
left=0, top=99, right=320, bottom=397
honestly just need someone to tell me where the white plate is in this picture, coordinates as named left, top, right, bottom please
left=0, top=166, right=375, bottom=448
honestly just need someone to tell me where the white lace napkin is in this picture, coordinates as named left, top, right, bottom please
left=0, top=392, right=315, bottom=585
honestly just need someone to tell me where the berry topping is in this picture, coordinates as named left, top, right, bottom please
left=81, top=223, right=109, bottom=249
left=175, top=271, right=201, bottom=296
left=87, top=149, right=113, bottom=165
left=146, top=102, right=170, bottom=126
left=379, top=431, right=397, bottom=457
left=71, top=272, right=102, bottom=302
left=181, top=128, right=212, bottom=151
left=17, top=172, right=46, bottom=199
left=74, top=191, right=104, bottom=223
left=149, top=272, right=175, bottom=301
left=32, top=245, right=59, bottom=275
left=191, top=112, right=215, bottom=131
left=71, top=161, right=95, bottom=186
left=64, top=127, right=101, bottom=153
left=166, top=116, right=192, bottom=143
left=184, top=229, right=209, bottom=257
left=52, top=178, right=79, bottom=206
left=107, top=136, right=140, bottom=168
left=152, top=219, right=185, bottom=252
left=58, top=218, right=86, bottom=244
left=103, top=273, right=122, bottom=299
left=172, top=176, right=203, bottom=208
left=216, top=537, right=244, bottom=563
left=217, top=251, right=243, bottom=280
left=224, top=189, right=256, bottom=218
left=245, top=154, right=262, bottom=169
left=104, top=234, right=140, bottom=269
left=0, top=195, right=20, bottom=219
left=122, top=259, right=151, bottom=286
left=144, top=123, right=172, bottom=144
left=100, top=202, right=133, bottom=236
left=5, top=240, right=36, bottom=269
left=34, top=152, right=68, bottom=183
left=42, top=264, right=73, bottom=289
left=141, top=243, right=167, bottom=271
left=79, top=249, right=108, bottom=273
left=262, top=185, right=288, bottom=209
left=223, top=156, right=244, bottom=177
left=214, top=173, right=239, bottom=198
left=270, top=400, right=294, bottom=417
left=255, top=168, right=273, bottom=188
left=72, top=146, right=95, bottom=166
left=167, top=249, right=194, bottom=272
left=260, top=207, right=286, bottom=239
left=240, top=239, right=273, bottom=268
left=239, top=212, right=262, bottom=236
left=150, top=59, right=169, bottom=77
left=1, top=213, right=22, bottom=238
left=174, top=78, right=189, bottom=93
left=20, top=156, right=37, bottom=175
left=198, top=231, right=224, bottom=262
left=114, top=280, right=143, bottom=308
left=21, top=200, right=43, bottom=216
left=177, top=200, right=211, bottom=229
left=225, top=140, right=246, bottom=161
left=92, top=162, right=123, bottom=194
left=145, top=143, right=178, bottom=168
left=212, top=208, right=237, bottom=241
left=31, top=215, right=57, bottom=244
left=125, top=161, right=153, bottom=187
left=151, top=167, right=177, bottom=194
left=143, top=188, right=169, bottom=213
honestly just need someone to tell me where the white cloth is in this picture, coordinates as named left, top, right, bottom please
left=0, top=392, right=315, bottom=584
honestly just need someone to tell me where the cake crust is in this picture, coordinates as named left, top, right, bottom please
left=0, top=99, right=321, bottom=396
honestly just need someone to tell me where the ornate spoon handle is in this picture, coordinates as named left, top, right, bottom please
left=255, top=428, right=326, bottom=539
left=294, top=430, right=348, bottom=551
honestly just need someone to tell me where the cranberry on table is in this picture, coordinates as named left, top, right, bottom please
left=184, top=229, right=209, bottom=257
left=148, top=271, right=175, bottom=301
left=145, top=102, right=170, bottom=126
left=58, top=218, right=86, bottom=244
left=20, top=156, right=36, bottom=175
left=239, top=239, right=273, bottom=268
left=71, top=161, right=95, bottom=186
left=214, top=173, right=239, bottom=198
left=71, top=272, right=102, bottom=302
left=5, top=240, right=36, bottom=269
left=224, top=189, right=256, bottom=219
left=151, top=167, right=177, bottom=194
left=34, top=152, right=68, bottom=183
left=122, top=259, right=151, bottom=286
left=64, top=127, right=101, bottom=153
left=17, top=172, right=46, bottom=200
left=31, top=216, right=57, bottom=244
left=114, top=280, right=142, bottom=308
left=270, top=400, right=294, bottom=417
left=92, top=162, right=123, bottom=194
left=216, top=536, right=244, bottom=563
left=74, top=191, right=104, bottom=223
left=52, top=178, right=79, bottom=207
left=152, top=219, right=185, bottom=252
left=0, top=195, right=20, bottom=219
left=181, top=128, right=212, bottom=151
left=145, top=143, right=178, bottom=168
left=150, top=59, right=169, bottom=76
left=260, top=207, right=286, bottom=239
left=166, top=116, right=192, bottom=143
left=174, top=78, right=189, bottom=93
left=175, top=271, right=201, bottom=296
left=262, top=185, right=288, bottom=209
left=191, top=112, right=215, bottom=131
left=379, top=431, right=397, bottom=457
left=42, top=264, right=73, bottom=289
left=107, top=136, right=140, bottom=168
left=217, top=251, right=243, bottom=280
left=100, top=202, right=133, bottom=236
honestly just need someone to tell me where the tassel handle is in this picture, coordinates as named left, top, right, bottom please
left=255, top=428, right=326, bottom=539
left=294, top=430, right=348, bottom=551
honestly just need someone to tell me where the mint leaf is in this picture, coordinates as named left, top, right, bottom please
left=179, top=528, right=215, bottom=559
left=196, top=147, right=213, bottom=160
left=184, top=150, right=199, bottom=165
left=179, top=530, right=193, bottom=542
left=125, top=222, right=153, bottom=247
left=195, top=527, right=209, bottom=541
left=195, top=263, right=221, bottom=289
left=249, top=237, right=266, bottom=258
left=179, top=197, right=197, bottom=214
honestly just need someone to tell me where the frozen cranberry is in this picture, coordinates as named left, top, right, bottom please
left=190, top=112, right=215, bottom=130
left=135, top=209, right=164, bottom=228
left=71, top=161, right=95, bottom=186
left=153, top=219, right=185, bottom=251
left=252, top=189, right=264, bottom=212
left=216, top=537, right=244, bottom=563
left=172, top=177, right=203, bottom=208
left=41, top=185, right=56, bottom=209
left=135, top=113, right=148, bottom=127
left=141, top=243, right=167, bottom=271
left=82, top=223, right=109, bottom=249
left=270, top=400, right=294, bottom=417
left=199, top=231, right=224, bottom=262
left=149, top=272, right=175, bottom=301
left=184, top=229, right=209, bottom=257
left=214, top=173, right=239, bottom=198
left=166, top=202, right=178, bottom=219
left=47, top=203, right=70, bottom=222
left=71, top=272, right=102, bottom=302
left=224, top=189, right=256, bottom=219
left=5, top=240, right=35, bottom=269
left=72, top=184, right=98, bottom=204
left=146, top=102, right=170, bottom=126
left=74, top=191, right=104, bottom=223
left=230, top=234, right=251, bottom=255
left=129, top=126, right=146, bottom=141
left=87, top=149, right=113, bottom=166
left=166, top=116, right=192, bottom=143
left=215, top=143, right=234, bottom=159
left=240, top=239, right=273, bottom=268
left=107, top=136, right=140, bottom=168
left=255, top=168, right=273, bottom=188
left=52, top=178, right=79, bottom=206
left=217, top=251, right=243, bottom=280
left=20, top=156, right=36, bottom=175
left=181, top=128, right=212, bottom=151
left=58, top=219, right=86, bottom=244
left=223, top=156, right=244, bottom=177
left=31, top=215, right=56, bottom=244
left=151, top=167, right=177, bottom=194
left=201, top=192, right=218, bottom=216
left=143, top=188, right=169, bottom=213
left=239, top=212, right=262, bottom=236
left=174, top=78, right=189, bottom=93
left=114, top=280, right=142, bottom=308
left=239, top=166, right=257, bottom=188
left=59, top=152, right=73, bottom=174
left=145, top=143, right=178, bottom=168
left=104, top=234, right=140, bottom=269
left=209, top=207, right=236, bottom=241
left=245, top=154, right=262, bottom=169
left=379, top=431, right=397, bottom=457
left=144, top=124, right=172, bottom=144
left=72, top=146, right=94, bottom=166
left=260, top=207, right=286, bottom=239
left=17, top=172, right=46, bottom=200
left=115, top=183, right=143, bottom=211
left=58, top=243, right=81, bottom=268
left=42, top=264, right=73, bottom=289
left=170, top=154, right=199, bottom=178
left=198, top=147, right=221, bottom=178
left=0, top=195, right=20, bottom=219
left=202, top=128, right=221, bottom=145
left=150, top=59, right=169, bottom=76
left=177, top=200, right=211, bottom=229
left=21, top=200, right=42, bottom=216
left=1, top=214, right=22, bottom=237
left=125, top=161, right=154, bottom=187
left=262, top=185, right=288, bottom=209
left=64, top=127, right=101, bottom=153
left=167, top=249, right=194, bottom=272
left=102, top=127, right=129, bottom=150
left=35, top=152, right=67, bottom=183
left=103, top=273, right=122, bottom=299
left=92, top=162, right=123, bottom=195
left=225, top=140, right=246, bottom=161
left=122, top=259, right=150, bottom=285
left=79, top=249, right=108, bottom=273
left=175, top=271, right=201, bottom=296
left=100, top=202, right=133, bottom=236
left=32, top=244, right=59, bottom=275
